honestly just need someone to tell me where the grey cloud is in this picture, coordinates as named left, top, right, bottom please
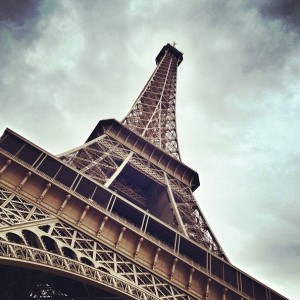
left=259, top=0, right=300, bottom=33
left=0, top=0, right=39, bottom=25
left=0, top=0, right=56, bottom=41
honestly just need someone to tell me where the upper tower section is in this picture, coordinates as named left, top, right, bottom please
left=122, top=43, right=183, bottom=160
left=155, top=43, right=183, bottom=66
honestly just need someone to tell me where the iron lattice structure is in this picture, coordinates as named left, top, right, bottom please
left=0, top=44, right=287, bottom=300
left=122, top=44, right=182, bottom=160
left=60, top=44, right=225, bottom=257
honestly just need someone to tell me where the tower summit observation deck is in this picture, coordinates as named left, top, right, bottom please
left=0, top=43, right=288, bottom=300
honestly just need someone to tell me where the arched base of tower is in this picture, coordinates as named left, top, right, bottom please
left=0, top=264, right=123, bottom=300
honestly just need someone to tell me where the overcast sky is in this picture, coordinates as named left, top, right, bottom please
left=0, top=1, right=299, bottom=299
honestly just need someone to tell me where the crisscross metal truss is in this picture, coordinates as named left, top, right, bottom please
left=165, top=175, right=222, bottom=255
left=63, top=135, right=129, bottom=186
left=0, top=241, right=160, bottom=300
left=0, top=187, right=52, bottom=227
left=0, top=186, right=197, bottom=300
left=62, top=135, right=164, bottom=188
left=60, top=134, right=225, bottom=258
left=122, top=45, right=181, bottom=160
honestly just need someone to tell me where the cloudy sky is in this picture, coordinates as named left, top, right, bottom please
left=1, top=0, right=299, bottom=298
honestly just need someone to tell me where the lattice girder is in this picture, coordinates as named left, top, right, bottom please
left=0, top=186, right=196, bottom=300
left=60, top=130, right=225, bottom=256
left=122, top=44, right=182, bottom=160
left=0, top=241, right=163, bottom=300
left=61, top=135, right=131, bottom=187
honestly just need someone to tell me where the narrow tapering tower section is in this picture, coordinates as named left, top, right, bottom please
left=0, top=43, right=288, bottom=300
left=123, top=43, right=183, bottom=160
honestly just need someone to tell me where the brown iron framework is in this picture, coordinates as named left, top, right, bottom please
left=122, top=44, right=182, bottom=160
left=0, top=44, right=288, bottom=300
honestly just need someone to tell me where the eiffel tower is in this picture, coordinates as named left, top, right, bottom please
left=0, top=43, right=287, bottom=300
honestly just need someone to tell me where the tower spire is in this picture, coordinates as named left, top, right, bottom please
left=122, top=43, right=183, bottom=160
